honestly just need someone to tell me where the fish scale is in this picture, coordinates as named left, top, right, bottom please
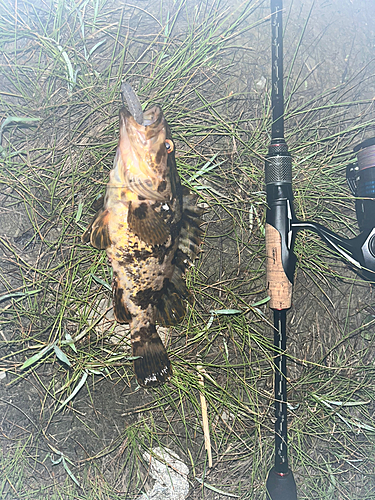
left=83, top=99, right=203, bottom=387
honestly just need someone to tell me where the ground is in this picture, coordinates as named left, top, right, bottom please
left=1, top=0, right=375, bottom=499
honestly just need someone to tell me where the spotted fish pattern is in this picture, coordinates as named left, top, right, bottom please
left=82, top=101, right=203, bottom=387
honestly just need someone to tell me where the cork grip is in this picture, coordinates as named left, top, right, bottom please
left=266, top=223, right=292, bottom=310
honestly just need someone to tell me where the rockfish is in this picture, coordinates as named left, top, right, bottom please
left=82, top=86, right=202, bottom=387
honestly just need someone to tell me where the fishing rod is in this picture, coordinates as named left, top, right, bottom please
left=265, top=0, right=297, bottom=497
left=264, top=1, right=375, bottom=498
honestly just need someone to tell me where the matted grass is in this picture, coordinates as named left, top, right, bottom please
left=1, top=0, right=375, bottom=498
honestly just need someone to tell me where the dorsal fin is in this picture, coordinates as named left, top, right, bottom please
left=178, top=187, right=204, bottom=262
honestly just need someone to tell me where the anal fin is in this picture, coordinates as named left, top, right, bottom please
left=154, top=269, right=190, bottom=326
left=113, top=274, right=132, bottom=323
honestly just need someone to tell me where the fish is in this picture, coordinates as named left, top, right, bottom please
left=82, top=84, right=203, bottom=387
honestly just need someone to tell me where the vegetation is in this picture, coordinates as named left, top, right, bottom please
left=0, top=0, right=375, bottom=498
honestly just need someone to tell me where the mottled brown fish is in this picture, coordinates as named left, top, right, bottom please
left=82, top=91, right=203, bottom=387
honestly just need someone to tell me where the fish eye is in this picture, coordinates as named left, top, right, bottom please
left=165, top=139, right=174, bottom=153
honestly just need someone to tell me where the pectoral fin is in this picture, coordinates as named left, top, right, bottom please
left=82, top=209, right=112, bottom=250
left=179, top=187, right=204, bottom=261
left=128, top=201, right=169, bottom=246
left=82, top=194, right=105, bottom=243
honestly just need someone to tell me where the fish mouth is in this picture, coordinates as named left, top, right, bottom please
left=118, top=106, right=170, bottom=201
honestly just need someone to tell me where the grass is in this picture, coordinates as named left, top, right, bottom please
left=1, top=0, right=375, bottom=498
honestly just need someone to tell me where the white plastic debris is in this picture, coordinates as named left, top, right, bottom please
left=139, top=447, right=189, bottom=500
left=256, top=75, right=266, bottom=90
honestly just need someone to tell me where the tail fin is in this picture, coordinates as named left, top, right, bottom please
left=132, top=324, right=172, bottom=387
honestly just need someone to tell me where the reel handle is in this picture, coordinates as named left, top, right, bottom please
left=291, top=221, right=375, bottom=281
left=291, top=138, right=375, bottom=283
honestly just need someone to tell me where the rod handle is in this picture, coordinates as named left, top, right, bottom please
left=266, top=467, right=297, bottom=500
left=266, top=223, right=292, bottom=310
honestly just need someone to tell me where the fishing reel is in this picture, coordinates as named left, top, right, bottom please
left=291, top=138, right=375, bottom=282
left=347, top=138, right=375, bottom=232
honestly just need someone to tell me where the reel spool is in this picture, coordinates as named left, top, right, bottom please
left=347, top=138, right=375, bottom=233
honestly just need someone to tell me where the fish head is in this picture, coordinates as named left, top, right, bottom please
left=114, top=106, right=177, bottom=202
